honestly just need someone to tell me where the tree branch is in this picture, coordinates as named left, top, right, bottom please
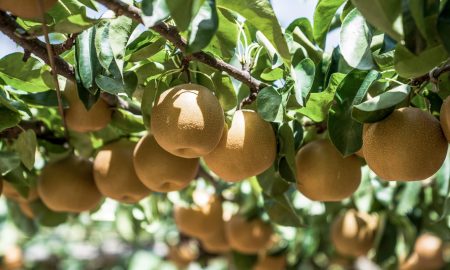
left=0, top=120, right=66, bottom=144
left=410, top=63, right=450, bottom=86
left=94, top=0, right=265, bottom=93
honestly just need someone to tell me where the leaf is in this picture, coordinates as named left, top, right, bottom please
left=19, top=90, right=69, bottom=108
left=277, top=123, right=297, bottom=182
left=352, top=84, right=410, bottom=123
left=297, top=73, right=345, bottom=122
left=75, top=27, right=101, bottom=94
left=0, top=106, right=21, bottom=132
left=257, top=166, right=290, bottom=196
left=351, top=0, right=403, bottom=41
left=14, top=130, right=37, bottom=171
left=30, top=200, right=68, bottom=227
left=438, top=1, right=450, bottom=53
left=166, top=0, right=205, bottom=31
left=211, top=72, right=237, bottom=111
left=0, top=53, right=49, bottom=93
left=108, top=16, right=135, bottom=75
left=313, top=0, right=346, bottom=48
left=256, top=87, right=283, bottom=122
left=205, top=8, right=239, bottom=60
left=394, top=44, right=449, bottom=78
left=340, top=8, right=375, bottom=70
left=328, top=70, right=380, bottom=156
left=96, top=71, right=138, bottom=96
left=286, top=18, right=314, bottom=41
left=0, top=151, right=21, bottom=175
left=263, top=190, right=304, bottom=227
left=396, top=182, right=422, bottom=214
left=256, top=31, right=283, bottom=69
left=187, top=0, right=218, bottom=53
left=291, top=58, right=315, bottom=106
left=141, top=0, right=170, bottom=27
left=128, top=38, right=166, bottom=62
left=217, top=0, right=291, bottom=66
left=111, top=109, right=146, bottom=133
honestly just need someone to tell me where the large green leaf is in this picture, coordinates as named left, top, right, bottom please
left=394, top=44, right=448, bottom=78
left=0, top=53, right=49, bottom=93
left=217, top=0, right=291, bottom=66
left=108, top=16, right=135, bottom=75
left=313, top=0, right=346, bottom=48
left=340, top=9, right=375, bottom=70
left=256, top=87, right=283, bottom=122
left=204, top=8, right=239, bottom=60
left=187, top=0, right=219, bottom=53
left=141, top=0, right=170, bottom=27
left=0, top=107, right=21, bottom=133
left=352, top=84, right=410, bottom=123
left=351, top=0, right=403, bottom=41
left=75, top=27, right=101, bottom=94
left=291, top=58, right=315, bottom=106
left=328, top=70, right=380, bottom=156
left=166, top=0, right=205, bottom=31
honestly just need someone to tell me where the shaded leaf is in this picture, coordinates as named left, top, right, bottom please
left=141, top=0, right=170, bottom=27
left=187, top=0, right=218, bottom=53
left=313, top=0, right=346, bottom=48
left=291, top=58, right=315, bottom=106
left=14, top=130, right=37, bottom=170
left=256, top=87, right=283, bottom=122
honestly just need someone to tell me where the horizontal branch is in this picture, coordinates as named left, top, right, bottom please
left=0, top=120, right=66, bottom=144
left=410, top=63, right=450, bottom=86
left=94, top=0, right=265, bottom=92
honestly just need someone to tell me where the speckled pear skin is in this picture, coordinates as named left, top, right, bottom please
left=151, top=83, right=224, bottom=158
left=363, top=107, right=447, bottom=181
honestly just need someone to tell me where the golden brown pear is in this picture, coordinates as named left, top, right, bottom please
left=253, top=254, right=286, bottom=270
left=174, top=196, right=224, bottom=239
left=93, top=139, right=151, bottom=203
left=2, top=181, right=38, bottom=203
left=200, top=225, right=231, bottom=254
left=2, top=246, right=23, bottom=270
left=225, top=215, right=273, bottom=254
left=295, top=139, right=361, bottom=201
left=440, top=96, right=450, bottom=142
left=414, top=233, right=444, bottom=269
left=133, top=134, right=199, bottom=192
left=167, top=242, right=199, bottom=269
left=330, top=209, right=378, bottom=257
left=204, top=110, right=276, bottom=182
left=0, top=0, right=57, bottom=19
left=64, top=80, right=112, bottom=133
left=38, top=155, right=102, bottom=213
left=151, top=83, right=224, bottom=158
left=363, top=107, right=448, bottom=181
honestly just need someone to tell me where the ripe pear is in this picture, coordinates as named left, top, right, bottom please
left=174, top=195, right=224, bottom=239
left=440, top=96, right=450, bottom=142
left=0, top=0, right=57, bottom=19
left=414, top=233, right=444, bottom=269
left=2, top=181, right=38, bottom=203
left=330, top=209, right=378, bottom=257
left=133, top=134, right=199, bottom=192
left=151, top=83, right=224, bottom=158
left=295, top=139, right=361, bottom=201
left=64, top=80, right=112, bottom=133
left=167, top=242, right=199, bottom=269
left=363, top=107, right=448, bottom=181
left=38, top=155, right=102, bottom=213
left=204, top=110, right=276, bottom=182
left=93, top=139, right=151, bottom=203
left=253, top=254, right=286, bottom=270
left=200, top=224, right=231, bottom=254
left=225, top=215, right=273, bottom=254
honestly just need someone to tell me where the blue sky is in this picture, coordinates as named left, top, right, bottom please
left=0, top=0, right=339, bottom=57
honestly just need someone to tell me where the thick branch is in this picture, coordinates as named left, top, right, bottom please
left=94, top=0, right=265, bottom=92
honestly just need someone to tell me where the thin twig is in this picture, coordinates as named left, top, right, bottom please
left=38, top=0, right=69, bottom=140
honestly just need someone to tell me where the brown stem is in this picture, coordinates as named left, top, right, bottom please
left=410, top=63, right=450, bottom=86
left=94, top=0, right=265, bottom=94
left=0, top=121, right=66, bottom=144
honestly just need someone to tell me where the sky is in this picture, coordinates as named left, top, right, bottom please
left=0, top=0, right=339, bottom=57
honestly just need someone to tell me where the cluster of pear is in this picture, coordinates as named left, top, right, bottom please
left=400, top=233, right=446, bottom=270
left=173, top=195, right=285, bottom=269
left=330, top=209, right=378, bottom=258
left=0, top=0, right=57, bottom=19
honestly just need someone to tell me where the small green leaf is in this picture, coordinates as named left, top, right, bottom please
left=291, top=58, right=315, bottom=106
left=141, top=0, right=170, bottom=27
left=14, top=130, right=37, bottom=171
left=187, top=0, right=218, bottom=53
left=328, top=70, right=380, bottom=156
left=313, top=0, right=346, bottom=48
left=256, top=87, right=284, bottom=122
left=340, top=9, right=375, bottom=70
left=352, top=84, right=410, bottom=123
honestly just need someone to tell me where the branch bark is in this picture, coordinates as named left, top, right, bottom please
left=410, top=63, right=450, bottom=86
left=0, top=120, right=66, bottom=144
left=94, top=0, right=265, bottom=93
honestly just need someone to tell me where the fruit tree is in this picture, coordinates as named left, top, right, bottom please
left=0, top=0, right=450, bottom=269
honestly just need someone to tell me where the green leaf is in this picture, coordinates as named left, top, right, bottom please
left=340, top=9, right=375, bottom=70
left=328, top=70, right=380, bottom=156
left=108, top=16, right=135, bottom=75
left=0, top=151, right=21, bottom=175
left=30, top=200, right=68, bottom=227
left=352, top=84, right=410, bottom=123
left=256, top=31, right=283, bottom=69
left=19, top=90, right=69, bottom=108
left=256, top=87, right=284, bottom=122
left=257, top=166, right=290, bottom=196
left=351, top=0, right=403, bottom=41
left=217, top=0, right=291, bottom=66
left=313, top=0, right=346, bottom=48
left=205, top=7, right=239, bottom=60
left=396, top=182, right=422, bottom=215
left=0, top=106, right=21, bottom=132
left=75, top=27, right=101, bottom=93
left=129, top=38, right=166, bottom=62
left=141, top=0, right=170, bottom=27
left=394, top=44, right=448, bottom=78
left=286, top=18, right=314, bottom=41
left=187, top=0, right=219, bottom=53
left=211, top=72, right=237, bottom=111
left=277, top=123, right=297, bottom=182
left=111, top=109, right=145, bottom=133
left=263, top=190, right=304, bottom=227
left=14, top=130, right=37, bottom=171
left=297, top=73, right=345, bottom=122
left=438, top=1, right=450, bottom=53
left=291, top=58, right=315, bottom=106
left=6, top=200, right=37, bottom=236
left=166, top=0, right=205, bottom=31
left=96, top=71, right=138, bottom=96
left=0, top=53, right=49, bottom=93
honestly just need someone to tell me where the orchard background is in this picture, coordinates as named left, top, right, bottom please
left=0, top=0, right=450, bottom=269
